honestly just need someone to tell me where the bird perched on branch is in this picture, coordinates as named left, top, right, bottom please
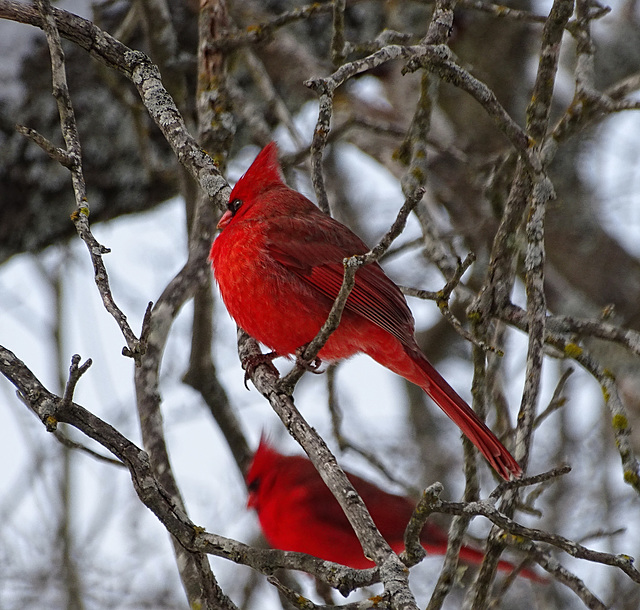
left=245, top=439, right=541, bottom=580
left=210, top=142, right=521, bottom=480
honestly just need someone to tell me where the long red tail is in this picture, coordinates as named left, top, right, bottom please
left=411, top=349, right=521, bottom=480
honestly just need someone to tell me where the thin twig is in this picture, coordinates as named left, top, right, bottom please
left=402, top=47, right=533, bottom=167
left=15, top=124, right=75, bottom=167
left=407, top=253, right=505, bottom=356
left=60, top=354, right=92, bottom=407
left=533, top=366, right=573, bottom=428
left=401, top=482, right=444, bottom=566
left=505, top=305, right=640, bottom=359
left=210, top=0, right=335, bottom=51
left=429, top=499, right=640, bottom=582
left=267, top=575, right=391, bottom=609
left=489, top=464, right=572, bottom=500
left=513, top=540, right=607, bottom=609
left=25, top=0, right=144, bottom=362
left=457, top=0, right=548, bottom=23
left=51, top=430, right=125, bottom=466
left=500, top=303, right=640, bottom=495
left=525, top=0, right=575, bottom=143
left=331, top=0, right=347, bottom=66
left=327, top=368, right=420, bottom=494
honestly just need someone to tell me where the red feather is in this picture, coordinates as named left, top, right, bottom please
left=210, top=142, right=521, bottom=480
left=246, top=440, right=543, bottom=580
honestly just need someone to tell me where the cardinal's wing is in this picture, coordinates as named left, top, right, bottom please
left=265, top=210, right=415, bottom=346
left=284, top=463, right=409, bottom=539
left=280, top=457, right=449, bottom=558
left=277, top=458, right=359, bottom=535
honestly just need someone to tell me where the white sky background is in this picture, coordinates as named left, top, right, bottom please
left=2, top=111, right=640, bottom=608
left=2, top=2, right=640, bottom=608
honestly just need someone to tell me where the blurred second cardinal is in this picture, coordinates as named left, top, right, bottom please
left=245, top=439, right=542, bottom=580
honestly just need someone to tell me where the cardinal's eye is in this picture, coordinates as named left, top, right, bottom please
left=247, top=477, right=260, bottom=493
left=228, top=198, right=242, bottom=215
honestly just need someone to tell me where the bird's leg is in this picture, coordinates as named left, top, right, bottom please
left=294, top=345, right=323, bottom=374
left=243, top=351, right=279, bottom=389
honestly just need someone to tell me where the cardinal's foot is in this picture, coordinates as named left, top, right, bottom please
left=294, top=346, right=323, bottom=374
left=243, top=351, right=279, bottom=389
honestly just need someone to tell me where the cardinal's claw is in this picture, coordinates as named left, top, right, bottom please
left=243, top=351, right=279, bottom=389
left=294, top=346, right=323, bottom=374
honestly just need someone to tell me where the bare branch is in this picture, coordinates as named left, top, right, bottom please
left=210, top=0, right=335, bottom=51
left=60, top=354, right=92, bottom=408
left=15, top=124, right=75, bottom=167
left=525, top=0, right=575, bottom=143
left=0, top=0, right=227, bottom=204
left=501, top=303, right=640, bottom=494
left=533, top=366, right=574, bottom=428
left=401, top=482, right=444, bottom=566
left=522, top=542, right=607, bottom=610
left=429, top=498, right=640, bottom=582
left=267, top=575, right=391, bottom=609
left=331, top=0, right=347, bottom=66
left=0, top=344, right=377, bottom=596
left=237, top=331, right=420, bottom=609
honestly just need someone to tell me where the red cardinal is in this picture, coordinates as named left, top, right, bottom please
left=210, top=142, right=520, bottom=480
left=246, top=440, right=540, bottom=579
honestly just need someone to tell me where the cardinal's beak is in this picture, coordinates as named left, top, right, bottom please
left=217, top=209, right=233, bottom=230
